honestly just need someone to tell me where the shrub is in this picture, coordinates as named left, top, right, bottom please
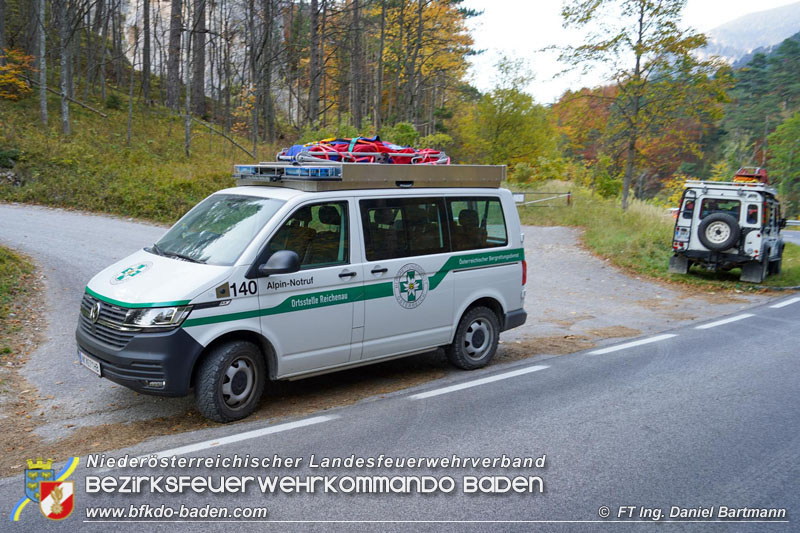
left=105, top=93, right=123, bottom=110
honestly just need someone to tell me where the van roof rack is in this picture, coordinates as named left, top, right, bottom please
left=684, top=180, right=777, bottom=195
left=233, top=161, right=506, bottom=192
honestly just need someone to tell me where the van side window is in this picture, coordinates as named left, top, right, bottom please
left=268, top=201, right=348, bottom=269
left=360, top=198, right=448, bottom=261
left=448, top=197, right=507, bottom=251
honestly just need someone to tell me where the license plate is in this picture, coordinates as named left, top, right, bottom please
left=79, top=351, right=102, bottom=377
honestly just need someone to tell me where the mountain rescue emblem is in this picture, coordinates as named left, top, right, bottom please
left=393, top=263, right=428, bottom=309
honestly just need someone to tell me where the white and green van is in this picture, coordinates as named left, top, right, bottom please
left=76, top=162, right=527, bottom=422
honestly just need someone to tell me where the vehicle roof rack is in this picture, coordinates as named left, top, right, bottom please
left=684, top=180, right=777, bottom=195
left=233, top=161, right=506, bottom=192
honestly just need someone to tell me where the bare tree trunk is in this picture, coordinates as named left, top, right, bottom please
left=374, top=0, right=385, bottom=131
left=127, top=24, right=139, bottom=146
left=83, top=7, right=92, bottom=99
left=308, top=0, right=320, bottom=125
left=92, top=0, right=105, bottom=33
left=260, top=0, right=276, bottom=144
left=142, top=0, right=151, bottom=103
left=223, top=0, right=231, bottom=132
left=37, top=0, right=47, bottom=124
left=59, top=0, right=70, bottom=135
left=620, top=2, right=645, bottom=211
left=191, top=0, right=205, bottom=116
left=321, top=0, right=327, bottom=126
left=99, top=1, right=109, bottom=101
left=167, top=0, right=182, bottom=110
left=66, top=2, right=75, bottom=100
left=247, top=0, right=257, bottom=154
left=350, top=0, right=363, bottom=129
left=184, top=0, right=192, bottom=157
left=0, top=0, right=6, bottom=66
left=113, top=0, right=123, bottom=83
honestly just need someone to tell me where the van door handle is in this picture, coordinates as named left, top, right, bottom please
left=370, top=266, right=388, bottom=274
left=339, top=270, right=357, bottom=279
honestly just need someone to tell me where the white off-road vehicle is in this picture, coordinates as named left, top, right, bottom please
left=669, top=177, right=786, bottom=283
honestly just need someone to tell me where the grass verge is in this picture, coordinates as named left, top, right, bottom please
left=0, top=246, right=37, bottom=356
left=0, top=95, right=276, bottom=224
left=515, top=182, right=800, bottom=290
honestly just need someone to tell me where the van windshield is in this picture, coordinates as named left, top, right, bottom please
left=153, top=194, right=284, bottom=266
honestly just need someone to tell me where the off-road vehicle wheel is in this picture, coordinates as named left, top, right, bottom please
left=195, top=340, right=266, bottom=423
left=445, top=306, right=500, bottom=370
left=697, top=213, right=740, bottom=251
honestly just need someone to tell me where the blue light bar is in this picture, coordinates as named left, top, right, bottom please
left=234, top=165, right=257, bottom=175
left=283, top=167, right=342, bottom=178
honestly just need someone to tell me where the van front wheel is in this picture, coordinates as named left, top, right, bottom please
left=195, top=341, right=266, bottom=423
left=446, top=306, right=500, bottom=370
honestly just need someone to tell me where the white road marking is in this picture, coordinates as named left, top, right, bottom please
left=694, top=313, right=754, bottom=330
left=409, top=366, right=549, bottom=400
left=588, top=334, right=677, bottom=355
left=770, top=297, right=800, bottom=309
left=142, top=415, right=338, bottom=459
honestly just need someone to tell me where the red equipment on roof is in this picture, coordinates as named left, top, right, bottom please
left=733, top=167, right=769, bottom=184
left=277, top=136, right=450, bottom=165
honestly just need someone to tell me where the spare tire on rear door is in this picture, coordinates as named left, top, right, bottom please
left=697, top=212, right=740, bottom=251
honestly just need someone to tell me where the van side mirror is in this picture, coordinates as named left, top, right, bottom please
left=780, top=217, right=788, bottom=229
left=258, top=250, right=300, bottom=276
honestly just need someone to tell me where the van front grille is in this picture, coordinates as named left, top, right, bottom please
left=79, top=293, right=137, bottom=350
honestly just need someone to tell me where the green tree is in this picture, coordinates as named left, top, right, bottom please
left=451, top=58, right=557, bottom=169
left=722, top=35, right=800, bottom=167
left=768, top=112, right=800, bottom=216
left=561, top=0, right=730, bottom=209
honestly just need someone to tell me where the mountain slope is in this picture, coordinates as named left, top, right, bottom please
left=701, top=1, right=800, bottom=63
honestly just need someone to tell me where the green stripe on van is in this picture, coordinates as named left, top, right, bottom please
left=182, top=248, right=523, bottom=328
left=85, top=287, right=191, bottom=308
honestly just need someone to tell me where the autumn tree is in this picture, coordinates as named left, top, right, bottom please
left=561, top=0, right=729, bottom=209
left=451, top=58, right=557, bottom=169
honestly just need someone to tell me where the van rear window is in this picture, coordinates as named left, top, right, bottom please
left=447, top=198, right=508, bottom=251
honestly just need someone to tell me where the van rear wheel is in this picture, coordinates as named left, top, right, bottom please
left=445, top=306, right=500, bottom=370
left=195, top=341, right=266, bottom=423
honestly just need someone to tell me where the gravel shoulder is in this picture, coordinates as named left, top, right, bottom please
left=0, top=203, right=771, bottom=472
left=509, top=226, right=768, bottom=345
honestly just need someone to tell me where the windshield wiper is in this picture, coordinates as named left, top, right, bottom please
left=149, top=243, right=164, bottom=256
left=162, top=251, right=205, bottom=264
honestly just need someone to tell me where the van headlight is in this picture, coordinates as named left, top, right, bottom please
left=125, top=306, right=192, bottom=330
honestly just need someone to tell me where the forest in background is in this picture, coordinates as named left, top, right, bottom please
left=1, top=0, right=799, bottom=214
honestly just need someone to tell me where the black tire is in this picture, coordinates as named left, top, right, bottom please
left=697, top=213, right=740, bottom=251
left=445, top=306, right=500, bottom=370
left=195, top=341, right=266, bottom=423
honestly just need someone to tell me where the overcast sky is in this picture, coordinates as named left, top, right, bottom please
left=461, top=0, right=798, bottom=104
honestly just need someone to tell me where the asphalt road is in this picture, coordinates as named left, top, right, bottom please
left=0, top=204, right=197, bottom=430
left=2, top=295, right=797, bottom=530
left=780, top=230, right=800, bottom=246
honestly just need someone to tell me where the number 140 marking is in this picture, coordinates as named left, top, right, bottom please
left=230, top=281, right=257, bottom=297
